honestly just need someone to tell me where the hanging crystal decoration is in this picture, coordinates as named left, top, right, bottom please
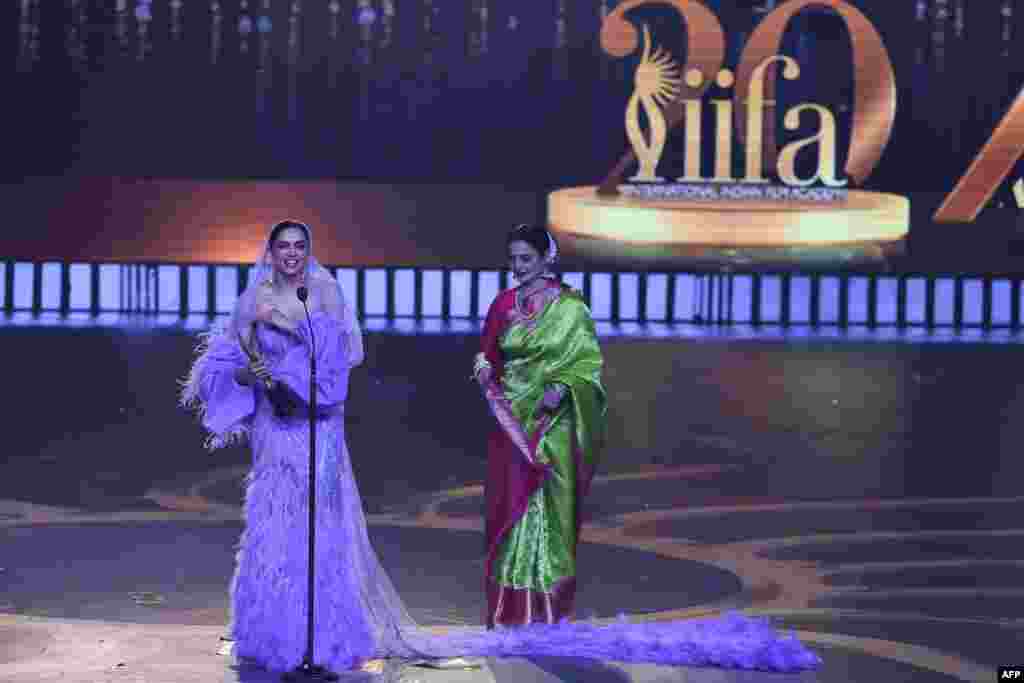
left=356, top=0, right=376, bottom=29
left=468, top=1, right=479, bottom=57
left=553, top=0, right=568, bottom=80
left=357, top=0, right=374, bottom=65
left=555, top=0, right=567, bottom=49
left=1001, top=0, right=1013, bottom=58
left=288, top=0, right=302, bottom=64
left=17, top=0, right=40, bottom=73
left=28, top=0, right=41, bottom=67
left=326, top=0, right=341, bottom=90
left=115, top=0, right=130, bottom=55
left=170, top=0, right=184, bottom=41
left=66, top=0, right=86, bottom=65
left=257, top=0, right=272, bottom=71
left=380, top=0, right=394, bottom=49
left=210, top=1, right=222, bottom=64
left=953, top=0, right=965, bottom=39
left=480, top=1, right=489, bottom=55
left=287, top=0, right=303, bottom=122
left=468, top=0, right=479, bottom=56
left=328, top=0, right=341, bottom=41
left=423, top=0, right=436, bottom=66
left=16, top=0, right=28, bottom=69
left=255, top=0, right=273, bottom=116
left=914, top=0, right=927, bottom=67
left=915, top=0, right=928, bottom=22
left=931, top=0, right=948, bottom=73
left=469, top=0, right=489, bottom=57
left=239, top=0, right=253, bottom=55
left=135, top=0, right=153, bottom=61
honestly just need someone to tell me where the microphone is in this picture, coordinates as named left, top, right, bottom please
left=293, top=272, right=324, bottom=680
left=296, top=285, right=316, bottom=376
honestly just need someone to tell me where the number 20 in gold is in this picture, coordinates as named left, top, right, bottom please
left=934, top=88, right=1024, bottom=222
left=599, top=0, right=1024, bottom=223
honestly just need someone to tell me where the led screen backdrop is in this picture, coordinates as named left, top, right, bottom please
left=5, top=2, right=1024, bottom=272
left=0, top=178, right=538, bottom=267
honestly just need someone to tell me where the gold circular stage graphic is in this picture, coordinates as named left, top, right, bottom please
left=548, top=186, right=909, bottom=267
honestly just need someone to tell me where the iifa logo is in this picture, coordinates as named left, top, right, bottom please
left=595, top=0, right=1024, bottom=220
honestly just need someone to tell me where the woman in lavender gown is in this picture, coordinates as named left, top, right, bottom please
left=181, top=220, right=822, bottom=677
left=181, top=220, right=427, bottom=674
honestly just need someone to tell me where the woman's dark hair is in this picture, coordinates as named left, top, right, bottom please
left=506, top=223, right=554, bottom=259
left=269, top=220, right=310, bottom=245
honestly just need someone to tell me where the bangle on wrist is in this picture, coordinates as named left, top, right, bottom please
left=472, top=352, right=492, bottom=379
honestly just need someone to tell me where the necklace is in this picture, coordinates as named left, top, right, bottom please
left=515, top=278, right=554, bottom=319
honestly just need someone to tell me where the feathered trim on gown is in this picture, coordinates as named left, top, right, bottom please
left=405, top=612, right=820, bottom=673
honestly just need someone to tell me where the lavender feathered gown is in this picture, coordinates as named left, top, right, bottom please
left=182, top=314, right=822, bottom=675
left=182, top=312, right=428, bottom=672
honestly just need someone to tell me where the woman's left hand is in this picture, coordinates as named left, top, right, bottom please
left=268, top=308, right=297, bottom=332
left=538, top=384, right=566, bottom=414
left=250, top=359, right=274, bottom=386
left=255, top=301, right=297, bottom=332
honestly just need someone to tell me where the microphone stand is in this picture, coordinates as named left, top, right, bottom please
left=284, top=285, right=338, bottom=682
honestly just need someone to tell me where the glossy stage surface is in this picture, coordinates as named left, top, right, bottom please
left=0, top=315, right=1021, bottom=682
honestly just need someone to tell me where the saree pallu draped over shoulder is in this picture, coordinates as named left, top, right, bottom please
left=480, top=283, right=607, bottom=628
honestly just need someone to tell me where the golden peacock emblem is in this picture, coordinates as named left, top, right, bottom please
left=626, top=25, right=682, bottom=182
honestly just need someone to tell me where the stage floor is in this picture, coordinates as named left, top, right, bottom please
left=0, top=319, right=1021, bottom=681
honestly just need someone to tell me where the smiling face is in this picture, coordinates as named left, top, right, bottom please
left=508, top=240, right=546, bottom=287
left=270, top=226, right=309, bottom=280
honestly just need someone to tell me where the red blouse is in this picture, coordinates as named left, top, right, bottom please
left=479, top=278, right=564, bottom=383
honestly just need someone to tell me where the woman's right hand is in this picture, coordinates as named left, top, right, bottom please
left=249, top=359, right=272, bottom=387
left=234, top=366, right=254, bottom=386
left=235, top=360, right=272, bottom=387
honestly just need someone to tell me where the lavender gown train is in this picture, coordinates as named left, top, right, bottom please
left=181, top=269, right=821, bottom=676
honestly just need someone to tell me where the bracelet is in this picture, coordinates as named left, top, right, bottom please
left=472, top=353, right=492, bottom=379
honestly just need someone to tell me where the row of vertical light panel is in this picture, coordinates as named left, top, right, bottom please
left=5, top=262, right=120, bottom=311
left=0, top=261, right=1019, bottom=328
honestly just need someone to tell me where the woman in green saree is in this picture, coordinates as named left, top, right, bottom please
left=474, top=224, right=606, bottom=628
left=460, top=226, right=820, bottom=671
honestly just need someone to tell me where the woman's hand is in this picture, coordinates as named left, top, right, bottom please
left=537, top=384, right=566, bottom=414
left=234, top=366, right=254, bottom=386
left=267, top=308, right=297, bottom=332
left=255, top=301, right=297, bottom=332
left=472, top=352, right=493, bottom=387
left=234, top=360, right=273, bottom=387
left=249, top=359, right=273, bottom=387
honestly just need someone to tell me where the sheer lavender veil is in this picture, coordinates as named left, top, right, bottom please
left=246, top=223, right=433, bottom=663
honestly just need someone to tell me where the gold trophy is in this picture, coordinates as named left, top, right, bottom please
left=237, top=328, right=274, bottom=391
